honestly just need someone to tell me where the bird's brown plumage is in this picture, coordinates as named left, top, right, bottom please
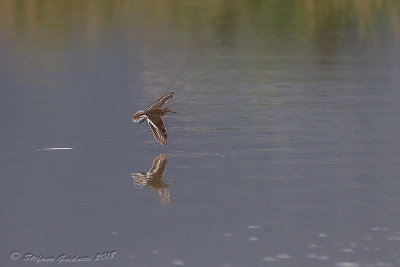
left=132, top=92, right=175, bottom=145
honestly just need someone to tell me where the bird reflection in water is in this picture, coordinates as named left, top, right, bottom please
left=132, top=154, right=171, bottom=204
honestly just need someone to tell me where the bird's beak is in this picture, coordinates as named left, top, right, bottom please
left=170, top=111, right=177, bottom=114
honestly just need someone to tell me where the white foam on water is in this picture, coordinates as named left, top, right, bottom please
left=307, top=254, right=328, bottom=260
left=318, top=233, right=328, bottom=238
left=369, top=227, right=388, bottom=231
left=247, top=225, right=260, bottom=229
left=224, top=233, right=235, bottom=238
left=36, top=147, right=73, bottom=150
left=276, top=254, right=291, bottom=259
left=248, top=236, right=258, bottom=241
left=261, top=256, right=277, bottom=262
left=172, top=260, right=185, bottom=266
left=335, top=262, right=360, bottom=267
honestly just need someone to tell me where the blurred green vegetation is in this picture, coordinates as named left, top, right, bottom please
left=1, top=0, right=398, bottom=50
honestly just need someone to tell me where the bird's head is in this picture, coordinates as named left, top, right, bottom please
left=132, top=110, right=145, bottom=122
left=164, top=108, right=176, bottom=114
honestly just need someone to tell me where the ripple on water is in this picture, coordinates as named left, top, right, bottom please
left=318, top=233, right=328, bottom=238
left=339, top=248, right=354, bottom=253
left=335, top=262, right=360, bottom=267
left=307, top=253, right=328, bottom=260
left=387, top=235, right=400, bottom=241
left=369, top=227, right=388, bottom=231
left=261, top=256, right=278, bottom=262
left=172, top=260, right=185, bottom=266
left=276, top=254, right=291, bottom=259
left=36, top=147, right=73, bottom=150
left=374, top=262, right=393, bottom=267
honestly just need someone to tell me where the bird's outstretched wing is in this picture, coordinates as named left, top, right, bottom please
left=147, top=115, right=168, bottom=145
left=149, top=92, right=175, bottom=109
left=148, top=154, right=168, bottom=177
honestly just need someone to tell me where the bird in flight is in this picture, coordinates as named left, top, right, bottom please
left=132, top=92, right=176, bottom=145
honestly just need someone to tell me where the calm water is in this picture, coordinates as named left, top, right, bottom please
left=1, top=1, right=400, bottom=266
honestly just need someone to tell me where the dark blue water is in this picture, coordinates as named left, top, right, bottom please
left=1, top=1, right=400, bottom=266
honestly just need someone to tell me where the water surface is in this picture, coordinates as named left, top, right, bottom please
left=1, top=1, right=400, bottom=266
